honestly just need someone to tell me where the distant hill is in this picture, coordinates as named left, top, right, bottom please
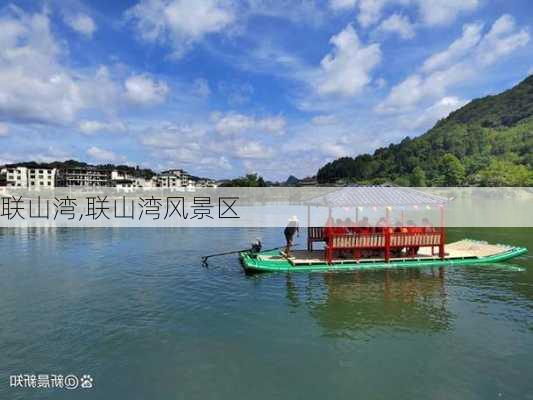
left=285, top=175, right=300, bottom=186
left=317, top=75, right=533, bottom=186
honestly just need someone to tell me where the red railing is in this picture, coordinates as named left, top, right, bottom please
left=307, top=227, right=326, bottom=251
left=324, top=229, right=444, bottom=264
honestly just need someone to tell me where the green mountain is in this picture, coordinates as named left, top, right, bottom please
left=317, top=75, right=533, bottom=186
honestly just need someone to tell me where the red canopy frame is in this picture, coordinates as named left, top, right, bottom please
left=306, top=203, right=446, bottom=263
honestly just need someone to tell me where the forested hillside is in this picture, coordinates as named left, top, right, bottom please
left=317, top=75, right=533, bottom=186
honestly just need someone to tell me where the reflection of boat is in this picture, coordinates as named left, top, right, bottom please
left=240, top=240, right=527, bottom=272
left=307, top=269, right=453, bottom=335
left=244, top=267, right=453, bottom=337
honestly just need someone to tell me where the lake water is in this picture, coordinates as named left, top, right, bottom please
left=0, top=228, right=532, bottom=399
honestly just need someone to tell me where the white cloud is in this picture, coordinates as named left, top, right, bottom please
left=138, top=122, right=233, bottom=173
left=213, top=113, right=253, bottom=135
left=329, top=0, right=357, bottom=10
left=197, top=155, right=232, bottom=170
left=0, top=9, right=130, bottom=126
left=231, top=140, right=273, bottom=159
left=0, top=10, right=84, bottom=124
left=330, top=0, right=391, bottom=27
left=398, top=96, right=467, bottom=131
left=321, top=142, right=351, bottom=158
left=476, top=15, right=530, bottom=66
left=126, top=0, right=235, bottom=58
left=329, top=0, right=401, bottom=28
left=0, top=8, right=207, bottom=131
left=125, top=74, right=169, bottom=105
left=422, top=23, right=483, bottom=72
left=137, top=121, right=276, bottom=176
left=311, top=114, right=337, bottom=125
left=357, top=0, right=390, bottom=27
left=378, top=74, right=424, bottom=112
left=256, top=115, right=286, bottom=134
left=316, top=24, right=381, bottom=96
left=329, top=0, right=479, bottom=28
left=281, top=116, right=374, bottom=163
left=378, top=15, right=530, bottom=113
left=417, top=0, right=479, bottom=26
left=139, top=113, right=381, bottom=180
left=0, top=122, right=8, bottom=136
left=377, top=13, right=415, bottom=40
left=138, top=120, right=275, bottom=174
left=212, top=112, right=286, bottom=135
left=139, top=123, right=206, bottom=148
left=64, top=13, right=97, bottom=38
left=79, top=120, right=127, bottom=134
left=244, top=0, right=329, bottom=26
left=0, top=146, right=72, bottom=165
left=86, top=146, right=122, bottom=162
left=377, top=65, right=470, bottom=113
left=282, top=136, right=356, bottom=167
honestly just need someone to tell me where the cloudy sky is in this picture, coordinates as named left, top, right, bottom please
left=0, top=0, right=531, bottom=180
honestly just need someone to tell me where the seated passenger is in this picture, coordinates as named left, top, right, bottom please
left=344, top=217, right=356, bottom=232
left=335, top=218, right=349, bottom=234
left=407, top=220, right=423, bottom=234
left=374, top=217, right=387, bottom=233
left=394, top=220, right=407, bottom=233
left=357, top=217, right=371, bottom=234
left=391, top=221, right=405, bottom=257
left=421, top=217, right=435, bottom=233
left=406, top=220, right=422, bottom=256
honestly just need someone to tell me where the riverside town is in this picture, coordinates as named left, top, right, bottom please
left=0, top=162, right=217, bottom=189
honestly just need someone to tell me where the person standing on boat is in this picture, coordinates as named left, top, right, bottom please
left=284, top=216, right=299, bottom=258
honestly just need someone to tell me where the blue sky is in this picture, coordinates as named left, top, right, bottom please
left=0, top=0, right=531, bottom=180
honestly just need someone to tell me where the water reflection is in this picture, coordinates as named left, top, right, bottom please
left=283, top=268, right=454, bottom=338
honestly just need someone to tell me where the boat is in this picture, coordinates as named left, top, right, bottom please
left=240, top=239, right=528, bottom=272
left=240, top=187, right=527, bottom=272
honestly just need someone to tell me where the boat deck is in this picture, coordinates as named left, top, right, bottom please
left=241, top=239, right=527, bottom=272
left=260, top=240, right=516, bottom=266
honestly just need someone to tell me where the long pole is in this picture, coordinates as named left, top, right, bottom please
left=201, top=244, right=297, bottom=266
left=201, top=248, right=251, bottom=262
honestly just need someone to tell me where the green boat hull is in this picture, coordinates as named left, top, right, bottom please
left=240, top=246, right=528, bottom=273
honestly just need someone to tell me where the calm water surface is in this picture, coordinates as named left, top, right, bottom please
left=0, top=228, right=532, bottom=400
